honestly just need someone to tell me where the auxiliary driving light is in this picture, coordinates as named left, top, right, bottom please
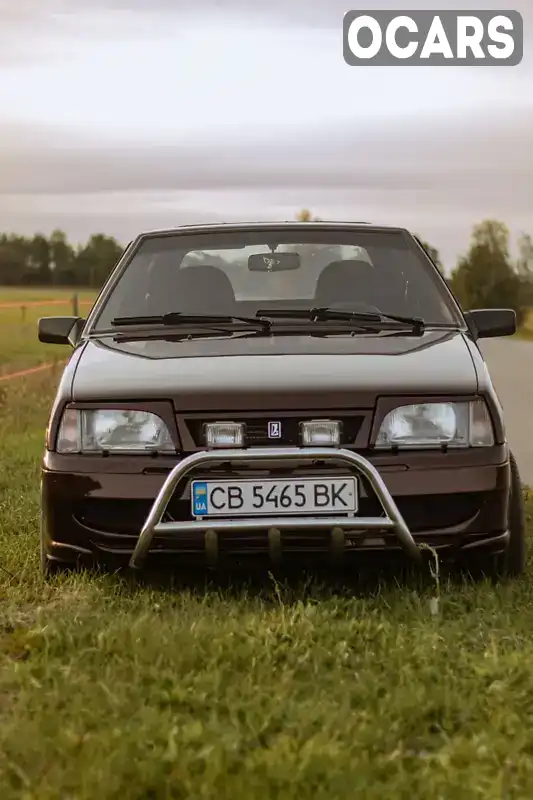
left=204, top=421, right=244, bottom=448
left=300, top=419, right=341, bottom=447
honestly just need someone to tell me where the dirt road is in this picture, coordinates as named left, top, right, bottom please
left=480, top=338, right=533, bottom=484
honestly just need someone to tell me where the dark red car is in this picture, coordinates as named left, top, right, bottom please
left=38, top=222, right=525, bottom=577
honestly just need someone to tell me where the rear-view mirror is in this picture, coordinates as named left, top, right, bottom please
left=38, top=316, right=86, bottom=346
left=248, top=252, right=301, bottom=271
left=463, top=309, right=516, bottom=339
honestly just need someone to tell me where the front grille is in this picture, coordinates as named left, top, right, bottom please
left=74, top=491, right=490, bottom=539
left=186, top=415, right=365, bottom=448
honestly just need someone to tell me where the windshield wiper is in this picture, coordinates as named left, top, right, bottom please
left=111, top=312, right=272, bottom=332
left=256, top=307, right=425, bottom=334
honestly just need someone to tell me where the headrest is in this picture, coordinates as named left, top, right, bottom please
left=173, top=265, right=236, bottom=315
left=314, top=259, right=379, bottom=306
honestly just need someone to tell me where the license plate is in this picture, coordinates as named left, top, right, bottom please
left=190, top=477, right=358, bottom=517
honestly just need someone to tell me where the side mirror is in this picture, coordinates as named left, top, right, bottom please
left=463, top=309, right=516, bottom=339
left=38, top=316, right=86, bottom=346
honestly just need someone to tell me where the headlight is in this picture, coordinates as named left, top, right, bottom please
left=56, top=409, right=176, bottom=453
left=300, top=419, right=341, bottom=447
left=375, top=400, right=494, bottom=449
left=204, top=422, right=244, bottom=448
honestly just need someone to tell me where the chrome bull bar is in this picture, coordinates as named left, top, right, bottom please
left=128, top=447, right=423, bottom=569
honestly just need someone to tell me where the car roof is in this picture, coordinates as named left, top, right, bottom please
left=134, top=221, right=412, bottom=244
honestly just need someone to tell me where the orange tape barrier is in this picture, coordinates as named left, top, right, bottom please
left=0, top=299, right=93, bottom=309
left=0, top=360, right=66, bottom=383
left=0, top=299, right=65, bottom=308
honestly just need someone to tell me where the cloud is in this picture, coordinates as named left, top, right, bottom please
left=1, top=184, right=527, bottom=271
left=50, top=0, right=533, bottom=29
left=0, top=1, right=69, bottom=64
left=0, top=1, right=157, bottom=65
left=0, top=109, right=530, bottom=268
left=0, top=0, right=530, bottom=266
left=1, top=110, right=531, bottom=195
left=1, top=0, right=530, bottom=40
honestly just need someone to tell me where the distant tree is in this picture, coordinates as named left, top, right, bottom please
left=517, top=233, right=533, bottom=277
left=0, top=239, right=27, bottom=285
left=0, top=229, right=126, bottom=288
left=0, top=219, right=529, bottom=319
left=450, top=219, right=526, bottom=325
left=516, top=233, right=533, bottom=306
left=415, top=235, right=444, bottom=273
left=24, top=234, right=52, bottom=284
left=473, top=218, right=510, bottom=256
left=296, top=208, right=322, bottom=222
left=49, top=229, right=76, bottom=285
left=75, top=234, right=123, bottom=287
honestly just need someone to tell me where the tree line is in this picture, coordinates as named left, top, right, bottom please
left=2, top=216, right=532, bottom=324
left=297, top=210, right=533, bottom=326
left=0, top=230, right=123, bottom=289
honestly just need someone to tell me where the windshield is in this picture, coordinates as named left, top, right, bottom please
left=91, top=228, right=462, bottom=330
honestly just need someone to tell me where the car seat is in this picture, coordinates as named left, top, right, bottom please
left=150, top=264, right=237, bottom=316
left=314, top=259, right=383, bottom=312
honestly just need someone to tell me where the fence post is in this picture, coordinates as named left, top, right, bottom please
left=21, top=305, right=26, bottom=324
left=72, top=293, right=79, bottom=316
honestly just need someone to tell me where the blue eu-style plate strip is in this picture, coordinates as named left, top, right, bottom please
left=192, top=481, right=208, bottom=516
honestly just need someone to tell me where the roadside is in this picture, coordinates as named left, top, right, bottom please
left=480, top=337, right=533, bottom=484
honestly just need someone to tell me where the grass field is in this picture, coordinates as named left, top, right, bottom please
left=0, top=288, right=96, bottom=375
left=2, top=288, right=533, bottom=797
left=1, top=371, right=533, bottom=797
left=1, top=287, right=532, bottom=373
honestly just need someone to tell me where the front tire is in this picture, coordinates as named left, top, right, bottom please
left=499, top=452, right=527, bottom=576
left=479, top=452, right=526, bottom=580
left=40, top=511, right=77, bottom=578
left=40, top=534, right=71, bottom=577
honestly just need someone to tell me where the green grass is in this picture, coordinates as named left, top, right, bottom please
left=0, top=287, right=96, bottom=374
left=1, top=371, right=533, bottom=797
left=0, top=287, right=96, bottom=303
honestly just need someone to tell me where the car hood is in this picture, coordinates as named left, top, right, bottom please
left=71, top=330, right=478, bottom=410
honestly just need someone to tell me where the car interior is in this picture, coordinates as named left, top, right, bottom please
left=97, top=240, right=454, bottom=327
left=140, top=257, right=397, bottom=317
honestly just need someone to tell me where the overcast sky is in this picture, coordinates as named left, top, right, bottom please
left=0, top=0, right=531, bottom=269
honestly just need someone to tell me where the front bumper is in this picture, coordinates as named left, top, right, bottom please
left=129, top=447, right=422, bottom=568
left=41, top=446, right=511, bottom=570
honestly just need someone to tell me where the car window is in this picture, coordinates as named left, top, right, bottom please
left=92, top=228, right=462, bottom=329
